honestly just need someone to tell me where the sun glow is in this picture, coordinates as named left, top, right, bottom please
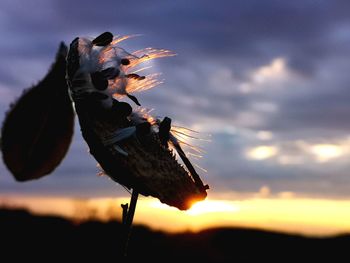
left=186, top=200, right=240, bottom=216
left=311, top=144, right=344, bottom=162
left=3, top=195, right=350, bottom=236
left=246, top=145, right=278, bottom=160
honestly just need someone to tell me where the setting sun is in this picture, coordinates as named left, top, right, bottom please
left=186, top=200, right=240, bottom=216
left=3, top=195, right=350, bottom=236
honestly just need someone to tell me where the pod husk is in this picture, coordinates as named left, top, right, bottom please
left=67, top=38, right=207, bottom=210
left=1, top=43, right=75, bottom=181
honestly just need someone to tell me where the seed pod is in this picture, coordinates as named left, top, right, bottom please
left=67, top=37, right=208, bottom=210
left=1, top=43, right=75, bottom=181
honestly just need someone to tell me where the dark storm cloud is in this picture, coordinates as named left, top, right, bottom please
left=3, top=0, right=349, bottom=66
left=256, top=56, right=350, bottom=139
left=1, top=0, right=350, bottom=198
left=263, top=90, right=350, bottom=137
left=1, top=0, right=349, bottom=84
left=49, top=0, right=350, bottom=74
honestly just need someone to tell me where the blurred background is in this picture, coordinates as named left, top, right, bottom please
left=1, top=0, right=350, bottom=238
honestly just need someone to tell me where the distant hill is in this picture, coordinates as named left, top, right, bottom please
left=1, top=208, right=349, bottom=262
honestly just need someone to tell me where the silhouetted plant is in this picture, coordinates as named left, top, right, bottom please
left=1, top=31, right=209, bottom=257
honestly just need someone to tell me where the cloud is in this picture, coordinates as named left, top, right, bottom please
left=246, top=145, right=279, bottom=160
left=257, top=185, right=271, bottom=198
left=1, top=0, right=350, bottom=199
left=256, top=131, right=274, bottom=141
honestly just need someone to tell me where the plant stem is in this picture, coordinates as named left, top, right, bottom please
left=121, top=189, right=139, bottom=257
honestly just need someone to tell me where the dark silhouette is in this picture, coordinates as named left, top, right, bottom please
left=66, top=34, right=208, bottom=210
left=1, top=208, right=349, bottom=262
left=0, top=32, right=209, bottom=259
left=1, top=44, right=74, bottom=181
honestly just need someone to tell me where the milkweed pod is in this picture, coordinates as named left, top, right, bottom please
left=1, top=43, right=75, bottom=181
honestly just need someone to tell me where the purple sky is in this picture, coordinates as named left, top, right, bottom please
left=1, top=0, right=350, bottom=199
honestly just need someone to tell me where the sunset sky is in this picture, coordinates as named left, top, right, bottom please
left=1, top=0, right=350, bottom=236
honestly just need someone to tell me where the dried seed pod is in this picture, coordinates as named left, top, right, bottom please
left=1, top=43, right=75, bottom=181
left=67, top=36, right=208, bottom=210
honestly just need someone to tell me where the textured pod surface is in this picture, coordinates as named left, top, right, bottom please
left=67, top=37, right=207, bottom=210
left=1, top=43, right=75, bottom=181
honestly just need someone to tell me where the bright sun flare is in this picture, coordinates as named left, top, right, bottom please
left=186, top=200, right=240, bottom=216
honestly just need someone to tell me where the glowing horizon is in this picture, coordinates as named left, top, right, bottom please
left=2, top=194, right=350, bottom=237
